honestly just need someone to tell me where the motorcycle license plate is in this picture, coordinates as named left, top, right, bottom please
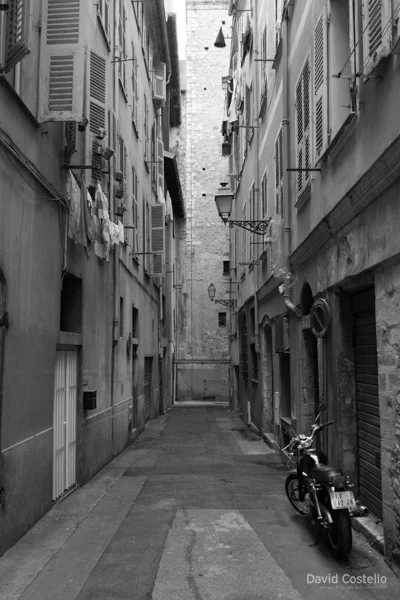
left=329, top=491, right=356, bottom=510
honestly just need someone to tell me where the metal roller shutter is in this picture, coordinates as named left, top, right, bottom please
left=144, top=357, right=153, bottom=423
left=352, top=288, right=382, bottom=519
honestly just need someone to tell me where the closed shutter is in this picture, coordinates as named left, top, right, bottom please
left=89, top=51, right=106, bottom=183
left=362, top=0, right=392, bottom=77
left=4, top=0, right=32, bottom=73
left=295, top=58, right=311, bottom=195
left=38, top=0, right=84, bottom=122
left=351, top=288, right=382, bottom=519
left=150, top=204, right=165, bottom=276
left=144, top=357, right=153, bottom=423
left=275, top=128, right=284, bottom=217
left=314, top=13, right=328, bottom=161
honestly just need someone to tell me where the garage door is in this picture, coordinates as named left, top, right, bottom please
left=144, top=357, right=153, bottom=423
left=352, top=288, right=382, bottom=519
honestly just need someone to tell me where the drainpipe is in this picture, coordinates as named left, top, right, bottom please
left=253, top=1, right=260, bottom=354
left=281, top=5, right=293, bottom=313
left=111, top=10, right=121, bottom=452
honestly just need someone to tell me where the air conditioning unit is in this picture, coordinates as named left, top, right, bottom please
left=115, top=186, right=124, bottom=199
left=95, top=127, right=106, bottom=140
left=115, top=171, right=123, bottom=182
left=93, top=143, right=104, bottom=156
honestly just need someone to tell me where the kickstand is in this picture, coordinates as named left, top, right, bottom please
left=309, top=522, right=322, bottom=547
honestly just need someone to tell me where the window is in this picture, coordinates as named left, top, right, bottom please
left=275, top=128, right=284, bottom=218
left=223, top=260, right=230, bottom=276
left=218, top=312, right=227, bottom=327
left=132, top=305, right=139, bottom=338
left=1, top=0, right=32, bottom=74
left=295, top=57, right=311, bottom=197
left=60, top=273, right=82, bottom=333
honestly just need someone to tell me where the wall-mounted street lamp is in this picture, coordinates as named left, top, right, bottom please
left=207, top=283, right=235, bottom=308
left=214, top=183, right=270, bottom=235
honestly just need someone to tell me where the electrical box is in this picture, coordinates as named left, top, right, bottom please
left=83, top=390, right=97, bottom=410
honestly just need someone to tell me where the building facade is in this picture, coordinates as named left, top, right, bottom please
left=219, top=0, right=400, bottom=572
left=176, top=0, right=232, bottom=403
left=0, top=0, right=184, bottom=554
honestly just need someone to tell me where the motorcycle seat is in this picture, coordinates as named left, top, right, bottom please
left=310, top=464, right=344, bottom=482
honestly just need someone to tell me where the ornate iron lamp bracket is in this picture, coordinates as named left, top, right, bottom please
left=227, top=219, right=270, bottom=236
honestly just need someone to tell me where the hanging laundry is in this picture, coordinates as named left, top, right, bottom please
left=83, top=176, right=95, bottom=245
left=66, top=170, right=81, bottom=241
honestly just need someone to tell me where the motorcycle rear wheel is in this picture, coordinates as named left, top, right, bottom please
left=285, top=473, right=310, bottom=516
left=326, top=508, right=352, bottom=559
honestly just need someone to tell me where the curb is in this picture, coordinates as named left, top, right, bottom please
left=262, top=432, right=385, bottom=557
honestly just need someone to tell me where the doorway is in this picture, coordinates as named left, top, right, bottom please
left=53, top=350, right=77, bottom=500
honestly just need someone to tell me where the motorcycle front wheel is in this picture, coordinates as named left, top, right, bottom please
left=285, top=473, right=310, bottom=516
left=326, top=508, right=352, bottom=559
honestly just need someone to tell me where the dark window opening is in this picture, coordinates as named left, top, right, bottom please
left=132, top=305, right=139, bottom=338
left=60, top=273, right=82, bottom=333
left=120, top=297, right=124, bottom=337
left=223, top=260, right=230, bottom=276
left=218, top=312, right=227, bottom=327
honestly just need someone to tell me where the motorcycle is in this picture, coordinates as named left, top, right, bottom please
left=283, top=406, right=357, bottom=559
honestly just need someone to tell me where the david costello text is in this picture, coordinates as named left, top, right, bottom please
left=307, top=573, right=387, bottom=586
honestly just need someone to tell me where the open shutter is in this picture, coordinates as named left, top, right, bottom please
left=314, top=13, right=328, bottom=161
left=157, top=138, right=164, bottom=192
left=362, top=0, right=392, bottom=77
left=150, top=204, right=165, bottom=276
left=89, top=51, right=106, bottom=183
left=131, top=42, right=138, bottom=129
left=275, top=128, right=284, bottom=218
left=153, top=62, right=166, bottom=102
left=38, top=0, right=84, bottom=122
left=4, top=0, right=32, bottom=73
left=296, top=58, right=311, bottom=195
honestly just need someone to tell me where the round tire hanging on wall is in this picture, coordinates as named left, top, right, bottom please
left=310, top=298, right=331, bottom=338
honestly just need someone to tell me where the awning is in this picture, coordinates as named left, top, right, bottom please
left=164, top=151, right=185, bottom=220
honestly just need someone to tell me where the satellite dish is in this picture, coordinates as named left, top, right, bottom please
left=267, top=215, right=285, bottom=277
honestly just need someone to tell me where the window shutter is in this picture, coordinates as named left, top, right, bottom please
left=362, top=0, right=392, bottom=76
left=260, top=25, right=268, bottom=102
left=38, top=0, right=84, bottom=122
left=150, top=204, right=165, bottom=276
left=275, top=128, right=284, bottom=218
left=275, top=0, right=284, bottom=50
left=153, top=62, right=166, bottom=102
left=314, top=14, right=328, bottom=161
left=4, top=0, right=32, bottom=73
left=89, top=51, right=106, bottom=183
left=296, top=58, right=311, bottom=195
left=157, top=138, right=164, bottom=192
left=131, top=43, right=138, bottom=128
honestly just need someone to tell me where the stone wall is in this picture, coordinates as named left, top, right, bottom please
left=177, top=0, right=231, bottom=401
left=375, top=263, right=400, bottom=573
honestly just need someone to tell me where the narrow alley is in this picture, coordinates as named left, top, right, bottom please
left=0, top=405, right=398, bottom=600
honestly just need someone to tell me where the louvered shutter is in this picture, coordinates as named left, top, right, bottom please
left=314, top=14, right=328, bottom=161
left=150, top=204, right=165, bottom=276
left=131, top=43, right=138, bottom=128
left=275, top=128, right=284, bottom=218
left=119, top=0, right=127, bottom=89
left=38, top=0, right=84, bottom=122
left=97, top=0, right=110, bottom=42
left=362, top=0, right=392, bottom=77
left=157, top=138, right=164, bottom=192
left=260, top=25, right=268, bottom=101
left=296, top=58, right=311, bottom=195
left=4, top=0, right=32, bottom=73
left=89, top=51, right=106, bottom=183
left=154, top=62, right=166, bottom=102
